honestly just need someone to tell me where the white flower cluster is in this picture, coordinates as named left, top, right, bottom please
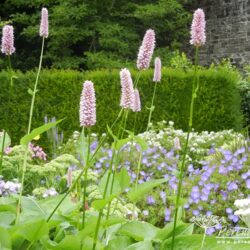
left=138, top=121, right=246, bottom=159
left=234, top=198, right=250, bottom=228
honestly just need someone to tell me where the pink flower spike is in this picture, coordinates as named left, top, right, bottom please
left=1, top=25, right=15, bottom=55
left=79, top=80, right=96, bottom=127
left=132, top=89, right=141, bottom=112
left=120, top=68, right=134, bottom=109
left=190, top=8, right=206, bottom=47
left=137, top=29, right=156, bottom=70
left=40, top=8, right=49, bottom=38
left=153, top=57, right=161, bottom=82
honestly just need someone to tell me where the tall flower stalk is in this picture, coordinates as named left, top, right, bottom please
left=79, top=80, right=96, bottom=227
left=146, top=57, right=161, bottom=131
left=171, top=8, right=206, bottom=249
left=0, top=25, right=15, bottom=174
left=16, top=8, right=49, bottom=223
left=92, top=69, right=136, bottom=250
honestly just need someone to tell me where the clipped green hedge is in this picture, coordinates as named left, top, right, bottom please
left=0, top=68, right=243, bottom=144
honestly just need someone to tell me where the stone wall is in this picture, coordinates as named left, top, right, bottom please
left=197, top=0, right=250, bottom=66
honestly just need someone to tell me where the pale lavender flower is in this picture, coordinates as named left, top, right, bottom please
left=120, top=68, right=134, bottom=109
left=246, top=179, right=250, bottom=189
left=132, top=89, right=141, bottom=112
left=153, top=57, right=161, bottom=82
left=79, top=80, right=96, bottom=127
left=40, top=8, right=49, bottom=38
left=173, top=137, right=181, bottom=151
left=1, top=25, right=15, bottom=55
left=165, top=208, right=171, bottom=222
left=147, top=196, right=155, bottom=205
left=190, top=9, right=206, bottom=47
left=137, top=29, right=156, bottom=70
left=67, top=167, right=72, bottom=187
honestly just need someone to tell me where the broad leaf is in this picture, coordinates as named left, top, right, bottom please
left=20, top=119, right=63, bottom=146
left=117, top=168, right=130, bottom=192
left=160, top=234, right=250, bottom=250
left=118, top=221, right=159, bottom=241
left=106, top=236, right=134, bottom=250
left=92, top=195, right=116, bottom=211
left=99, top=171, right=121, bottom=197
left=134, top=136, right=148, bottom=151
left=114, top=138, right=130, bottom=151
left=52, top=235, right=81, bottom=250
left=0, top=211, right=16, bottom=226
left=127, top=179, right=167, bottom=202
left=0, top=226, right=11, bottom=249
left=15, top=218, right=49, bottom=242
left=125, top=240, right=154, bottom=250
left=155, top=221, right=194, bottom=241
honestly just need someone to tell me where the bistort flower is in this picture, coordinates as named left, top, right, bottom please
left=137, top=29, right=156, bottom=70
left=40, top=8, right=49, bottom=38
left=132, top=89, right=141, bottom=112
left=190, top=8, right=206, bottom=47
left=153, top=57, right=161, bottom=82
left=120, top=68, right=134, bottom=109
left=1, top=25, right=15, bottom=55
left=79, top=80, right=96, bottom=127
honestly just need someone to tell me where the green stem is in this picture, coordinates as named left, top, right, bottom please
left=200, top=228, right=207, bottom=249
left=92, top=111, right=126, bottom=250
left=1, top=56, right=14, bottom=173
left=7, top=55, right=13, bottom=87
left=134, top=71, right=142, bottom=89
left=146, top=83, right=157, bottom=131
left=170, top=46, right=199, bottom=250
left=132, top=151, right=142, bottom=219
left=15, top=37, right=45, bottom=224
left=28, top=37, right=45, bottom=134
left=0, top=130, right=6, bottom=174
left=46, top=110, right=123, bottom=222
left=82, top=130, right=91, bottom=228
left=105, top=110, right=128, bottom=219
left=92, top=144, right=117, bottom=250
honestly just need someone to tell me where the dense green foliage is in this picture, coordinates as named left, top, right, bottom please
left=0, top=68, right=242, bottom=144
left=0, top=0, right=191, bottom=71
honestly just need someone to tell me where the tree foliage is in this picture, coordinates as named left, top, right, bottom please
left=0, top=0, right=191, bottom=70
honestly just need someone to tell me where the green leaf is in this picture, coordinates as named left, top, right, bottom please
left=155, top=221, right=194, bottom=241
left=107, top=125, right=118, bottom=141
left=0, top=211, right=16, bottom=226
left=117, top=168, right=131, bottom=192
left=20, top=119, right=63, bottom=146
left=160, top=234, right=250, bottom=250
left=53, top=235, right=82, bottom=250
left=106, top=236, right=134, bottom=250
left=127, top=179, right=167, bottom=202
left=99, top=171, right=121, bottom=197
left=15, top=218, right=49, bottom=242
left=0, top=226, right=11, bottom=249
left=91, top=195, right=116, bottom=211
left=118, top=221, right=159, bottom=241
left=134, top=136, right=148, bottom=151
left=0, top=131, right=11, bottom=151
left=27, top=88, right=34, bottom=96
left=125, top=240, right=154, bottom=250
left=20, top=196, right=46, bottom=220
left=114, top=138, right=130, bottom=151
left=166, top=196, right=187, bottom=206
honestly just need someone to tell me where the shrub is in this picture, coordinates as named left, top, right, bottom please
left=0, top=67, right=243, bottom=145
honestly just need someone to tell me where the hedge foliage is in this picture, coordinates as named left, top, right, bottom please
left=0, top=68, right=243, bottom=145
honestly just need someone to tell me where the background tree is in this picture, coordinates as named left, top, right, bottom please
left=0, top=0, right=191, bottom=71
